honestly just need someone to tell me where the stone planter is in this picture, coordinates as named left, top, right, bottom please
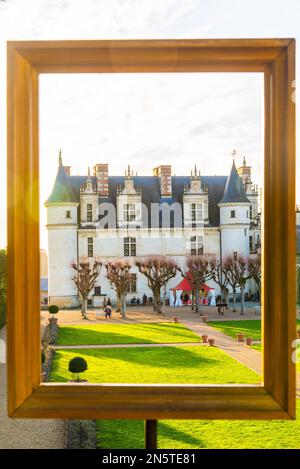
left=48, top=317, right=58, bottom=325
left=208, top=338, right=215, bottom=346
left=202, top=316, right=208, bottom=322
left=236, top=333, right=245, bottom=342
left=245, top=337, right=253, bottom=346
left=201, top=334, right=208, bottom=343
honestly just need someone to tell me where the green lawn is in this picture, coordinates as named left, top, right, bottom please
left=208, top=320, right=262, bottom=341
left=51, top=321, right=300, bottom=448
left=208, top=319, right=300, bottom=355
left=98, top=402, right=300, bottom=449
left=57, top=322, right=201, bottom=346
left=50, top=345, right=259, bottom=384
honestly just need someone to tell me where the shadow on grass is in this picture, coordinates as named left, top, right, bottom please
left=54, top=346, right=218, bottom=370
left=57, top=323, right=200, bottom=346
left=96, top=420, right=203, bottom=449
left=158, top=421, right=203, bottom=448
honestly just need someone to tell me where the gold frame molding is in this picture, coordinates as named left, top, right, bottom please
left=7, top=39, right=296, bottom=419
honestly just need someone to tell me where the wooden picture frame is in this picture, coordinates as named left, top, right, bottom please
left=7, top=39, right=296, bottom=419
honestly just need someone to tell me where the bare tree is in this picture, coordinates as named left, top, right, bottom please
left=247, top=254, right=261, bottom=304
left=210, top=257, right=229, bottom=306
left=104, top=260, right=132, bottom=318
left=179, top=255, right=214, bottom=314
left=223, top=255, right=239, bottom=312
left=71, top=259, right=102, bottom=319
left=223, top=254, right=251, bottom=315
left=136, top=256, right=178, bottom=314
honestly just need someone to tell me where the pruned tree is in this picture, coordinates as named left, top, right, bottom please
left=210, top=257, right=229, bottom=306
left=104, top=260, right=132, bottom=318
left=136, top=256, right=178, bottom=314
left=71, top=258, right=102, bottom=319
left=223, top=254, right=251, bottom=315
left=179, top=255, right=214, bottom=314
left=223, top=255, right=239, bottom=312
left=247, top=254, right=261, bottom=304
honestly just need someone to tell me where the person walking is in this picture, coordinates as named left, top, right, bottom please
left=104, top=305, right=112, bottom=319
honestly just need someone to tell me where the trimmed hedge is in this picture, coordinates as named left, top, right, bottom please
left=67, top=420, right=97, bottom=449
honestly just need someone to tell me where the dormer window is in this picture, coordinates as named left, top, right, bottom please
left=66, top=210, right=71, bottom=219
left=87, top=203, right=93, bottom=222
left=123, top=203, right=136, bottom=222
left=190, top=203, right=203, bottom=222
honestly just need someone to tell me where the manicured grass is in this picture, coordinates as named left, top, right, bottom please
left=98, top=401, right=300, bottom=449
left=208, top=319, right=300, bottom=343
left=57, top=322, right=201, bottom=346
left=50, top=345, right=260, bottom=384
left=208, top=320, right=300, bottom=355
left=251, top=344, right=262, bottom=351
left=208, top=320, right=262, bottom=341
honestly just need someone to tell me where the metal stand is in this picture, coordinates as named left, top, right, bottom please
left=145, top=419, right=157, bottom=449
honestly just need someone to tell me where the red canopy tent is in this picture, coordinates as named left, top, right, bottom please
left=173, top=275, right=214, bottom=292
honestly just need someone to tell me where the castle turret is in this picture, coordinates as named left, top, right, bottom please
left=218, top=159, right=251, bottom=258
left=237, top=156, right=259, bottom=219
left=45, top=150, right=79, bottom=307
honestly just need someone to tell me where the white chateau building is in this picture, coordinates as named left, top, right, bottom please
left=45, top=152, right=261, bottom=308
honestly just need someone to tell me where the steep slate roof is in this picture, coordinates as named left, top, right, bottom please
left=46, top=159, right=240, bottom=226
left=219, top=159, right=249, bottom=204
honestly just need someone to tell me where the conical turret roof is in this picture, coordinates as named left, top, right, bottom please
left=219, top=159, right=249, bottom=204
left=45, top=151, right=78, bottom=204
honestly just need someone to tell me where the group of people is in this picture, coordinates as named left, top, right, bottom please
left=179, top=292, right=190, bottom=305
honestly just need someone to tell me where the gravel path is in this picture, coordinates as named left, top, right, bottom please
left=0, top=327, right=66, bottom=449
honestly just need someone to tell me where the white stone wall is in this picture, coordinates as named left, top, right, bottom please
left=219, top=203, right=250, bottom=225
left=47, top=204, right=78, bottom=225
left=47, top=202, right=257, bottom=306
left=47, top=226, right=78, bottom=306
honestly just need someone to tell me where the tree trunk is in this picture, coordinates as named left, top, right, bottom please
left=232, top=289, right=237, bottom=312
left=153, top=298, right=157, bottom=312
left=116, top=296, right=121, bottom=312
left=240, top=283, right=245, bottom=315
left=81, top=297, right=87, bottom=319
left=257, top=281, right=261, bottom=306
left=224, top=287, right=229, bottom=309
left=121, top=295, right=126, bottom=319
left=156, top=300, right=163, bottom=314
left=195, top=289, right=200, bottom=314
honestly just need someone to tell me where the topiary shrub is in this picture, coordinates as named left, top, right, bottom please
left=48, top=304, right=59, bottom=323
left=68, top=356, right=88, bottom=382
left=48, top=304, right=59, bottom=317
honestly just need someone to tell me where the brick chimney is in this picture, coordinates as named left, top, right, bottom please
left=153, top=165, right=172, bottom=197
left=93, top=163, right=109, bottom=196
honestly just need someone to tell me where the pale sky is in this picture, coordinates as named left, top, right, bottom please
left=0, top=0, right=299, bottom=249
